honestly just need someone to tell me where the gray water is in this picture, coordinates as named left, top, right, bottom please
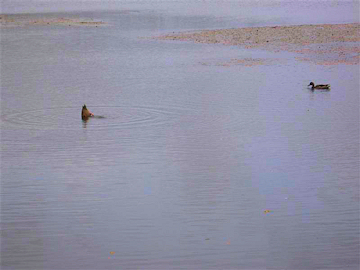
left=1, top=1, right=359, bottom=269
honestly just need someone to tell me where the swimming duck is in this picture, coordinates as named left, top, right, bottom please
left=308, top=82, right=330, bottom=90
left=81, top=104, right=94, bottom=120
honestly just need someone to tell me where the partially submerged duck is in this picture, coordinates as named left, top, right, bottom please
left=81, top=104, right=94, bottom=120
left=308, top=82, right=330, bottom=90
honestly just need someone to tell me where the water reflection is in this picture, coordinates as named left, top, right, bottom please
left=1, top=2, right=359, bottom=270
left=82, top=119, right=88, bottom=128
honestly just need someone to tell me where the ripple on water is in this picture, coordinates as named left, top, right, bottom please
left=1, top=105, right=183, bottom=131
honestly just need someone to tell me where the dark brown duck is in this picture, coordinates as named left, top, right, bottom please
left=308, top=82, right=331, bottom=90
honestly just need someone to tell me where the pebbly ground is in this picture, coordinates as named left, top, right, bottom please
left=158, top=23, right=360, bottom=66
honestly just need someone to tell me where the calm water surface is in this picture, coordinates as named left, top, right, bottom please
left=1, top=1, right=359, bottom=269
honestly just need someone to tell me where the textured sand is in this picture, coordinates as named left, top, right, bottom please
left=0, top=14, right=106, bottom=27
left=159, top=23, right=360, bottom=66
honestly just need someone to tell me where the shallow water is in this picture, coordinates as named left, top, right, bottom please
left=1, top=1, right=359, bottom=269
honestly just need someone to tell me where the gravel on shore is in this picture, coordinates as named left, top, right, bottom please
left=158, top=23, right=360, bottom=66
left=0, top=14, right=106, bottom=27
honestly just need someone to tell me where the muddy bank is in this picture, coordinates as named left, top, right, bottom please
left=159, top=23, right=360, bottom=66
left=0, top=14, right=106, bottom=27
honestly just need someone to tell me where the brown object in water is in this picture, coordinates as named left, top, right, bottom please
left=308, top=82, right=331, bottom=90
left=81, top=104, right=94, bottom=120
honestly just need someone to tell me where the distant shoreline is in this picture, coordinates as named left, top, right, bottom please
left=158, top=23, right=360, bottom=66
left=159, top=23, right=360, bottom=47
left=0, top=14, right=106, bottom=27
left=2, top=13, right=358, bottom=66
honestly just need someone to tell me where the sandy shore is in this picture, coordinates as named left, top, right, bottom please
left=0, top=14, right=106, bottom=27
left=159, top=23, right=360, bottom=66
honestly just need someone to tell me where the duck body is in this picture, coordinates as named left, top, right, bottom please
left=81, top=104, right=94, bottom=120
left=308, top=82, right=330, bottom=90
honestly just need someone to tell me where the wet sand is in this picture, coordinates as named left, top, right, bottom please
left=0, top=14, right=106, bottom=27
left=159, top=23, right=360, bottom=66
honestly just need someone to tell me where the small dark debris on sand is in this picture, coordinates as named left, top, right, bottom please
left=158, top=23, right=360, bottom=66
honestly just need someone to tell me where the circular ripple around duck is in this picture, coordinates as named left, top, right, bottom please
left=1, top=105, right=180, bottom=131
left=90, top=105, right=179, bottom=131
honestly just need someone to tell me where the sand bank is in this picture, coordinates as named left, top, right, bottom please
left=159, top=23, right=360, bottom=66
left=0, top=14, right=106, bottom=27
